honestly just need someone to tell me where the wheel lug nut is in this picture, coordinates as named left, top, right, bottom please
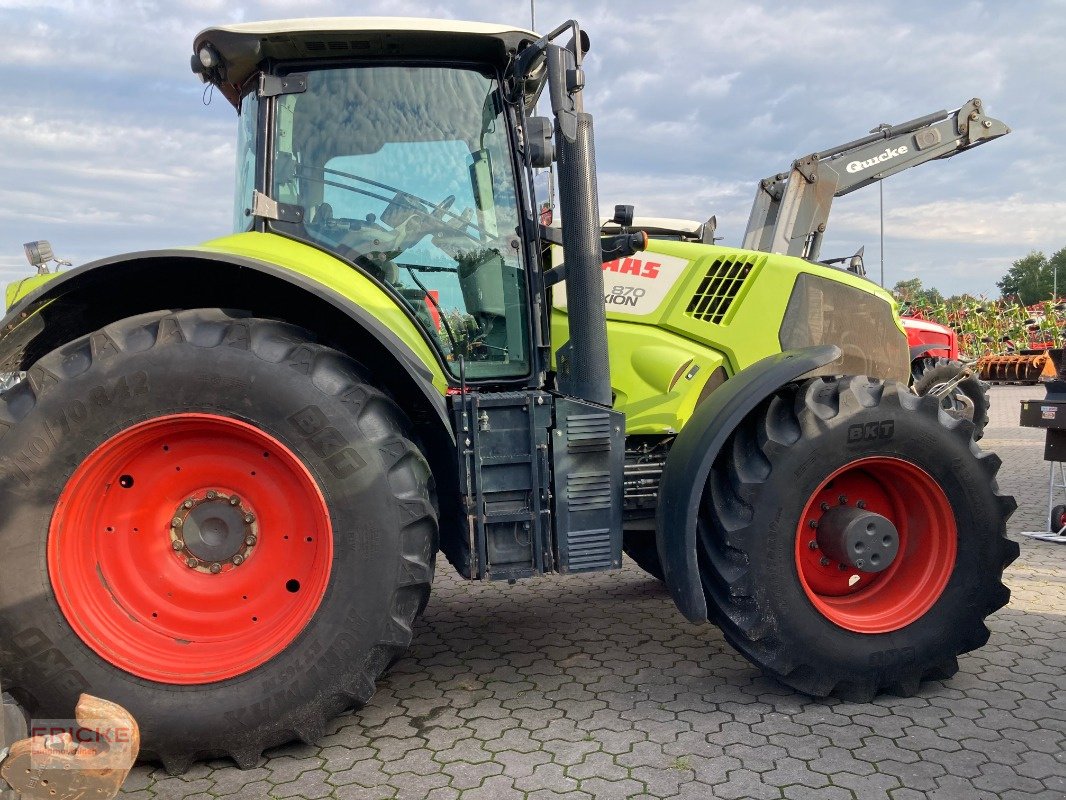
left=838, top=563, right=848, bottom=571
left=183, top=500, right=194, bottom=509
left=244, top=514, right=255, bottom=524
left=808, top=520, right=818, bottom=529
left=232, top=554, right=244, bottom=566
left=808, top=540, right=818, bottom=550
left=820, top=557, right=831, bottom=566
left=856, top=500, right=867, bottom=509
left=245, top=535, right=257, bottom=546
left=209, top=563, right=222, bottom=574
left=172, top=517, right=183, bottom=528
left=207, top=490, right=218, bottom=500
left=185, top=557, right=197, bottom=568
left=855, top=559, right=865, bottom=568
left=172, top=540, right=184, bottom=551
left=820, top=502, right=830, bottom=512
left=838, top=495, right=848, bottom=505
left=230, top=496, right=240, bottom=506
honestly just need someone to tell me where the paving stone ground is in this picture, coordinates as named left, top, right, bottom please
left=120, top=386, right=1066, bottom=799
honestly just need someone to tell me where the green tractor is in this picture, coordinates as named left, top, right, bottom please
left=0, top=17, right=1017, bottom=773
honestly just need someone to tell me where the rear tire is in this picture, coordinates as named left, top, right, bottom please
left=0, top=309, right=437, bottom=772
left=700, top=376, right=1017, bottom=699
left=912, top=357, right=989, bottom=440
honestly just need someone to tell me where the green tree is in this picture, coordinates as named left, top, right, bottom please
left=1050, top=247, right=1066, bottom=299
left=998, top=251, right=1053, bottom=304
left=891, top=277, right=944, bottom=307
left=892, top=277, right=924, bottom=302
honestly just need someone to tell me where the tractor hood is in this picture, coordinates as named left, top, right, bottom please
left=192, top=17, right=539, bottom=108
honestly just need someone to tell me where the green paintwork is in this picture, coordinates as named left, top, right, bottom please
left=6, top=273, right=59, bottom=310
left=2, top=232, right=449, bottom=394
left=552, top=239, right=903, bottom=435
left=195, top=232, right=450, bottom=393
left=6, top=231, right=899, bottom=438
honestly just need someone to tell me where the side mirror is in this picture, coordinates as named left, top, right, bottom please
left=700, top=215, right=718, bottom=244
left=526, top=117, right=555, bottom=168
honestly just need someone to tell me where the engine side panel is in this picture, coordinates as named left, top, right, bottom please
left=551, top=239, right=908, bottom=435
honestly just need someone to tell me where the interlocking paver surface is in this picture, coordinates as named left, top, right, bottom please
left=120, top=386, right=1066, bottom=799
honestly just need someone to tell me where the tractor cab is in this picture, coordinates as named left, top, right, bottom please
left=195, top=19, right=546, bottom=381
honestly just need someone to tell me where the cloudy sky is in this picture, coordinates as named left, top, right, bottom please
left=1, top=0, right=1063, bottom=297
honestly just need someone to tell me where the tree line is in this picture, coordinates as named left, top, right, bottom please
left=891, top=247, right=1066, bottom=307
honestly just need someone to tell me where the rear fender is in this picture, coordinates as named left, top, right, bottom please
left=0, top=248, right=450, bottom=431
left=656, top=345, right=842, bottom=622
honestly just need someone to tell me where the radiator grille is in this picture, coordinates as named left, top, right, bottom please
left=685, top=256, right=760, bottom=324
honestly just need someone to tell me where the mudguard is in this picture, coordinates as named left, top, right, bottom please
left=656, top=345, right=842, bottom=622
left=0, top=248, right=451, bottom=435
left=909, top=343, right=948, bottom=361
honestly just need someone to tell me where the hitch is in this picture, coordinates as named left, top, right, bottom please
left=0, top=694, right=139, bottom=800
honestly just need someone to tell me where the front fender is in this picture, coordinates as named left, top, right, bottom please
left=656, top=345, right=842, bottom=622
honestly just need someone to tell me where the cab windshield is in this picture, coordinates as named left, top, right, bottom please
left=270, top=65, right=529, bottom=379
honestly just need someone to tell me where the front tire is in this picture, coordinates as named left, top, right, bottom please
left=700, top=376, right=1017, bottom=699
left=0, top=309, right=437, bottom=772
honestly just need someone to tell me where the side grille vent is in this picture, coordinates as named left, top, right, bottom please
left=567, top=472, right=612, bottom=512
left=685, top=256, right=760, bottom=324
left=563, top=528, right=613, bottom=571
left=566, top=412, right=612, bottom=452
left=552, top=398, right=625, bottom=574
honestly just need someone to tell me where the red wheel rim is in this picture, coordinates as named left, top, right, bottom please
left=48, top=414, right=333, bottom=684
left=795, top=457, right=956, bottom=634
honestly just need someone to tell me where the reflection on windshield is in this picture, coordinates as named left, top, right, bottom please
left=272, top=65, right=529, bottom=379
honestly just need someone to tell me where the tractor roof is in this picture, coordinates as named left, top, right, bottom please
left=193, top=17, right=538, bottom=108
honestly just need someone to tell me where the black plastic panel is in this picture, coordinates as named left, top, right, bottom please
left=552, top=398, right=625, bottom=573
left=452, top=391, right=553, bottom=581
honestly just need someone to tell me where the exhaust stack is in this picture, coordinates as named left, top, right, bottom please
left=543, top=26, right=611, bottom=408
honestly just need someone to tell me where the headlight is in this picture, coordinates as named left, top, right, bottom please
left=198, top=45, right=219, bottom=69
left=779, top=273, right=910, bottom=383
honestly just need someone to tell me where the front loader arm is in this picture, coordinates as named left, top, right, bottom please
left=743, top=98, right=1010, bottom=260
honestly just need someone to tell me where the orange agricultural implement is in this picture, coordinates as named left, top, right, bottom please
left=977, top=349, right=1061, bottom=384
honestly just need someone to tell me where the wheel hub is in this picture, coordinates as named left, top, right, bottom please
left=795, top=456, right=958, bottom=634
left=171, top=491, right=258, bottom=573
left=816, top=505, right=898, bottom=573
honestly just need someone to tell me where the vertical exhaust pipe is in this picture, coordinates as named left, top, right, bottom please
left=546, top=33, right=612, bottom=408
